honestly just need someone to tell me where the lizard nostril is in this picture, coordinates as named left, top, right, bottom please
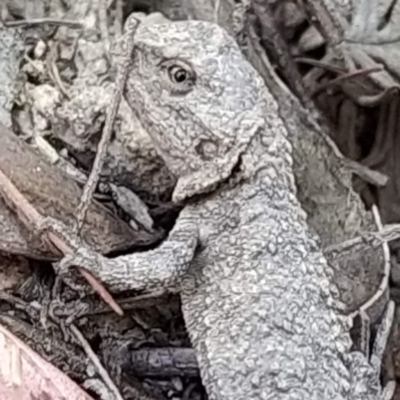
left=194, top=139, right=219, bottom=160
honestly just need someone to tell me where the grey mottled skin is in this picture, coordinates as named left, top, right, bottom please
left=59, top=18, right=394, bottom=400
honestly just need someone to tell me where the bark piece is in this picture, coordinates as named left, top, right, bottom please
left=0, top=320, right=95, bottom=400
left=128, top=347, right=198, bottom=378
left=0, top=123, right=158, bottom=260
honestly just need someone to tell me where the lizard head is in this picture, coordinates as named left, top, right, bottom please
left=125, top=20, right=272, bottom=202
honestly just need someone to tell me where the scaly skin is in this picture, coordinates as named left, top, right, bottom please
left=58, top=18, right=395, bottom=399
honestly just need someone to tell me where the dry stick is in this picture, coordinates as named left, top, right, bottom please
left=356, top=87, right=400, bottom=108
left=70, top=324, right=124, bottom=400
left=214, top=0, right=222, bottom=23
left=362, top=96, right=398, bottom=169
left=0, top=293, right=121, bottom=399
left=75, top=17, right=140, bottom=232
left=348, top=205, right=391, bottom=319
left=311, top=66, right=384, bottom=97
left=114, top=0, right=124, bottom=37
left=98, top=0, right=111, bottom=55
left=48, top=43, right=71, bottom=99
left=252, top=0, right=311, bottom=106
left=324, top=222, right=400, bottom=257
left=294, top=57, right=346, bottom=74
left=0, top=168, right=123, bottom=316
left=301, top=0, right=344, bottom=46
left=247, top=26, right=387, bottom=188
left=3, top=18, right=83, bottom=29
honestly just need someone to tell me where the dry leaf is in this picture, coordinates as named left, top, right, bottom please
left=0, top=322, right=95, bottom=400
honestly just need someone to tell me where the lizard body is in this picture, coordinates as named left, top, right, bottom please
left=59, top=18, right=394, bottom=400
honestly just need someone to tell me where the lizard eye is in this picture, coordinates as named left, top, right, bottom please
left=169, top=66, right=189, bottom=83
left=160, top=59, right=196, bottom=95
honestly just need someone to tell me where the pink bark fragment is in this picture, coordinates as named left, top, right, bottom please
left=0, top=323, right=95, bottom=400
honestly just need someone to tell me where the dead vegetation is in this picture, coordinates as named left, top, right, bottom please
left=1, top=0, right=400, bottom=399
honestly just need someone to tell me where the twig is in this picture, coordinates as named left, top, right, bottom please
left=362, top=95, right=398, bottom=168
left=295, top=57, right=346, bottom=74
left=114, top=0, right=123, bottom=37
left=3, top=18, right=83, bottom=29
left=301, top=0, right=344, bottom=46
left=51, top=61, right=70, bottom=99
left=70, top=324, right=124, bottom=400
left=182, top=382, right=198, bottom=400
left=344, top=159, right=388, bottom=187
left=48, top=43, right=70, bottom=99
left=252, top=0, right=310, bottom=105
left=214, top=0, right=221, bottom=23
left=325, top=222, right=400, bottom=257
left=98, top=0, right=111, bottom=55
left=248, top=24, right=387, bottom=188
left=345, top=86, right=400, bottom=108
left=348, top=205, right=390, bottom=318
left=75, top=17, right=140, bottom=232
left=0, top=168, right=123, bottom=316
left=311, top=66, right=384, bottom=97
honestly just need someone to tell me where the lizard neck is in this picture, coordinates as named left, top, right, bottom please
left=229, top=126, right=297, bottom=198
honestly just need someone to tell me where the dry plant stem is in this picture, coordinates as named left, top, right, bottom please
left=336, top=99, right=360, bottom=160
left=362, top=97, right=398, bottom=168
left=344, top=159, right=388, bottom=187
left=311, top=66, right=384, bottom=97
left=295, top=57, right=346, bottom=74
left=48, top=44, right=70, bottom=99
left=347, top=87, right=400, bottom=108
left=348, top=205, right=390, bottom=319
left=114, top=0, right=123, bottom=36
left=0, top=168, right=123, bottom=316
left=247, top=25, right=387, bottom=188
left=214, top=0, right=222, bottom=23
left=98, top=0, right=111, bottom=55
left=301, top=0, right=344, bottom=45
left=325, top=222, right=400, bottom=256
left=252, top=0, right=310, bottom=105
left=76, top=18, right=140, bottom=232
left=70, top=324, right=124, bottom=400
left=3, top=18, right=83, bottom=29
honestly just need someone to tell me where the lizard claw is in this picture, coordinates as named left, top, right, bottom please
left=36, top=216, right=85, bottom=251
left=54, top=247, right=106, bottom=293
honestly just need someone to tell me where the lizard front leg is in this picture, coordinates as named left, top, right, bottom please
left=54, top=211, right=198, bottom=293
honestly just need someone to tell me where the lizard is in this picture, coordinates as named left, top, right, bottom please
left=48, top=16, right=396, bottom=400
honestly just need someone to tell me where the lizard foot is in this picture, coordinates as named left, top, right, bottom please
left=36, top=216, right=85, bottom=251
left=54, top=247, right=107, bottom=293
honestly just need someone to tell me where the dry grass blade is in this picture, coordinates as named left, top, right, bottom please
left=3, top=18, right=83, bottom=29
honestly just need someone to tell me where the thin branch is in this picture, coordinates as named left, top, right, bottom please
left=301, top=0, right=344, bottom=46
left=0, top=168, right=123, bottom=316
left=70, top=324, right=124, bottom=400
left=295, top=57, right=346, bottom=74
left=214, top=0, right=221, bottom=23
left=75, top=17, right=140, bottom=231
left=98, top=0, right=111, bottom=55
left=3, top=18, right=83, bottom=29
left=325, top=221, right=400, bottom=257
left=348, top=205, right=391, bottom=318
left=114, top=0, right=123, bottom=37
left=311, top=66, right=384, bottom=97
